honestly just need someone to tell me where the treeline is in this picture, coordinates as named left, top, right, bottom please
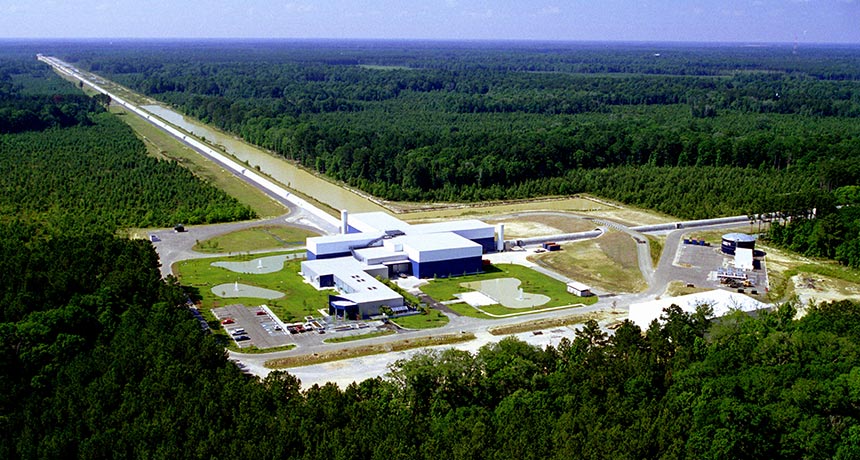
left=58, top=40, right=860, bottom=216
left=767, top=185, right=860, bottom=268
left=3, top=222, right=860, bottom=459
left=0, top=54, right=254, bottom=228
left=0, top=114, right=254, bottom=228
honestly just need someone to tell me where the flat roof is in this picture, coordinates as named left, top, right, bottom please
left=629, top=289, right=769, bottom=330
left=310, top=231, right=385, bottom=245
left=411, top=219, right=494, bottom=235
left=349, top=212, right=412, bottom=233
left=566, top=281, right=591, bottom=291
left=723, top=233, right=756, bottom=243
left=354, top=246, right=406, bottom=260
left=403, top=232, right=480, bottom=252
left=303, top=257, right=402, bottom=304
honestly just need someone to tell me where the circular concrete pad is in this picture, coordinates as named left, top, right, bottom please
left=460, top=278, right=550, bottom=309
left=212, top=283, right=284, bottom=299
left=211, top=253, right=301, bottom=274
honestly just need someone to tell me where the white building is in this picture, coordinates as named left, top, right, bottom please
left=629, top=289, right=769, bottom=330
left=566, top=281, right=593, bottom=297
left=301, top=211, right=498, bottom=319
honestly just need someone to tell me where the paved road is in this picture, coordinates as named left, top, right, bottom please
left=39, top=54, right=767, bottom=384
left=150, top=210, right=332, bottom=278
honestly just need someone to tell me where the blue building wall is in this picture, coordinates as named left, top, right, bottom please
left=472, top=236, right=496, bottom=253
left=412, top=256, right=483, bottom=279
left=329, top=295, right=360, bottom=320
left=306, top=250, right=352, bottom=261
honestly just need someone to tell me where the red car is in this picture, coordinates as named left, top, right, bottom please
left=220, top=318, right=235, bottom=325
left=255, top=311, right=267, bottom=316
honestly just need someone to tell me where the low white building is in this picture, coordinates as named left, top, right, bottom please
left=566, top=281, right=593, bottom=297
left=629, top=289, right=769, bottom=330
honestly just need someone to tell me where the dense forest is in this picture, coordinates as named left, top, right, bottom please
left=0, top=51, right=254, bottom=228
left=2, top=221, right=860, bottom=459
left=2, top=41, right=860, bottom=459
left=56, top=40, right=860, bottom=218
left=766, top=185, right=860, bottom=268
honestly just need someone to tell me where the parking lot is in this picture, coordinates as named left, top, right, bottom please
left=212, top=304, right=389, bottom=349
left=675, top=242, right=769, bottom=294
left=212, top=304, right=293, bottom=349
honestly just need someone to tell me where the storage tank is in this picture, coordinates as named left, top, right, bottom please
left=721, top=233, right=756, bottom=255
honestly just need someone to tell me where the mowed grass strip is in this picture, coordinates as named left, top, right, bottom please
left=227, top=343, right=296, bottom=354
left=174, top=251, right=329, bottom=323
left=391, top=309, right=449, bottom=329
left=647, top=235, right=664, bottom=267
left=445, top=303, right=493, bottom=319
left=534, top=231, right=646, bottom=294
left=111, top=105, right=287, bottom=218
left=488, top=312, right=603, bottom=336
left=266, top=332, right=476, bottom=368
left=194, top=225, right=319, bottom=253
left=324, top=331, right=395, bottom=344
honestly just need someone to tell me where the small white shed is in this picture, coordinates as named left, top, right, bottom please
left=566, top=281, right=593, bottom=297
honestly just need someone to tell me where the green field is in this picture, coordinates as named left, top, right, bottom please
left=194, top=225, right=319, bottom=253
left=445, top=302, right=493, bottom=319
left=391, top=309, right=449, bottom=329
left=174, top=251, right=329, bottom=323
left=419, top=263, right=596, bottom=317
left=535, top=231, right=646, bottom=294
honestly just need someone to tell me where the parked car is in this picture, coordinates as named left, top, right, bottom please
left=234, top=335, right=250, bottom=341
left=220, top=318, right=234, bottom=325
left=255, top=311, right=267, bottom=316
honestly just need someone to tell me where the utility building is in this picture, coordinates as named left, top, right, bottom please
left=301, top=211, right=498, bottom=319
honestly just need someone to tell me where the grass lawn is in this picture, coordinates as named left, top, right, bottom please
left=194, top=225, right=319, bottom=253
left=534, top=231, right=646, bottom=294
left=647, top=235, right=664, bottom=267
left=174, top=251, right=330, bottom=323
left=445, top=303, right=493, bottom=319
left=419, top=263, right=597, bottom=317
left=111, top=106, right=287, bottom=218
left=391, top=310, right=450, bottom=329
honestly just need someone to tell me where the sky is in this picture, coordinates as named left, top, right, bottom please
left=2, top=0, right=859, bottom=44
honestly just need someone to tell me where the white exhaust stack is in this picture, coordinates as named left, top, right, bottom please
left=497, top=224, right=505, bottom=252
left=341, top=210, right=349, bottom=234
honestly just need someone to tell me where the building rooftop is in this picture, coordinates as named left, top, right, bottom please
left=302, top=257, right=401, bottom=304
left=629, top=289, right=769, bottom=330
left=566, top=281, right=591, bottom=291
left=311, top=231, right=385, bottom=245
left=722, top=233, right=757, bottom=243
left=349, top=212, right=413, bottom=234
left=411, top=219, right=494, bottom=235
left=354, top=245, right=407, bottom=261
left=403, top=232, right=481, bottom=252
